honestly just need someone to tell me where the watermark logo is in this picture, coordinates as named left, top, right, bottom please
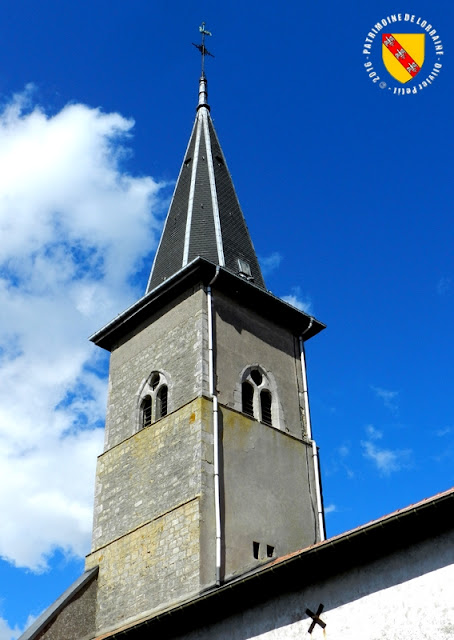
left=363, top=14, right=444, bottom=94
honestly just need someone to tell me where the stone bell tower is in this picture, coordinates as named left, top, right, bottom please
left=84, top=54, right=326, bottom=637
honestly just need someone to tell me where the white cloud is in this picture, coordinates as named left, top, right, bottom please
left=281, top=287, right=313, bottom=315
left=365, top=424, right=383, bottom=440
left=0, top=616, right=21, bottom=640
left=336, top=444, right=355, bottom=477
left=435, top=426, right=452, bottom=437
left=325, top=444, right=355, bottom=479
left=361, top=426, right=412, bottom=476
left=0, top=87, right=165, bottom=571
left=324, top=504, right=337, bottom=514
left=338, top=445, right=350, bottom=457
left=437, top=276, right=451, bottom=296
left=371, top=386, right=399, bottom=414
left=260, top=251, right=282, bottom=276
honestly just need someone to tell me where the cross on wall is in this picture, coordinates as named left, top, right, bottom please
left=305, top=604, right=326, bottom=634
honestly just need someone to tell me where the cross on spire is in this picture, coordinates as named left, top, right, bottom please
left=146, top=21, right=267, bottom=293
left=192, top=21, right=214, bottom=76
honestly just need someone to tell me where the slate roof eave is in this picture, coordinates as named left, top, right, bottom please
left=89, top=257, right=325, bottom=352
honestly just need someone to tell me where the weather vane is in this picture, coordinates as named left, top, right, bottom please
left=192, top=21, right=214, bottom=76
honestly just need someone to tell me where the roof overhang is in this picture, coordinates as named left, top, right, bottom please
left=90, top=257, right=326, bottom=352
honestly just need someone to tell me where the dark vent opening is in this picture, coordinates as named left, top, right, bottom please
left=215, top=154, right=224, bottom=165
left=150, top=373, right=160, bottom=390
left=267, top=545, right=275, bottom=558
left=250, top=369, right=262, bottom=386
left=184, top=157, right=192, bottom=165
left=253, top=541, right=260, bottom=559
left=242, top=382, right=254, bottom=417
left=260, top=390, right=272, bottom=426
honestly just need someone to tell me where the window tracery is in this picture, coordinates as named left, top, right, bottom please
left=241, top=366, right=275, bottom=426
left=138, top=371, right=169, bottom=429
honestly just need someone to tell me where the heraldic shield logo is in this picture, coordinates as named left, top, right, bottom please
left=382, top=34, right=425, bottom=83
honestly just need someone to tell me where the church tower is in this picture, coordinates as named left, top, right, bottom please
left=84, top=37, right=326, bottom=635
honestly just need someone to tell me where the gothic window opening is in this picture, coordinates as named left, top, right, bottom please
left=242, top=382, right=254, bottom=417
left=157, top=385, right=168, bottom=418
left=260, top=390, right=272, bottom=426
left=141, top=396, right=152, bottom=428
left=150, top=372, right=160, bottom=390
left=138, top=372, right=169, bottom=429
left=241, top=367, right=276, bottom=427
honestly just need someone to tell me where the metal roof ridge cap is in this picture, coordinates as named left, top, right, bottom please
left=201, top=110, right=225, bottom=266
left=182, top=114, right=203, bottom=267
left=147, top=115, right=199, bottom=292
left=205, top=116, right=265, bottom=286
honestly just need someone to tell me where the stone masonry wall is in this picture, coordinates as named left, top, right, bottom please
left=91, top=397, right=210, bottom=550
left=86, top=396, right=216, bottom=634
left=86, top=498, right=201, bottom=635
left=104, top=286, right=209, bottom=451
left=213, top=290, right=306, bottom=440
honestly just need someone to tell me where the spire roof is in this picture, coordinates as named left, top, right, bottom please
left=146, top=74, right=266, bottom=293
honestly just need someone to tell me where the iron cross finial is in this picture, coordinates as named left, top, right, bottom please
left=192, top=21, right=214, bottom=76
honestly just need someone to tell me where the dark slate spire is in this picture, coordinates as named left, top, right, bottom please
left=146, top=74, right=266, bottom=293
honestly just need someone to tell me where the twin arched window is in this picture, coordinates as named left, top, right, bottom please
left=140, top=372, right=168, bottom=428
left=139, top=367, right=275, bottom=429
left=242, top=367, right=274, bottom=426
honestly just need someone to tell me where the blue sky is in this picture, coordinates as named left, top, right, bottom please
left=0, top=1, right=453, bottom=638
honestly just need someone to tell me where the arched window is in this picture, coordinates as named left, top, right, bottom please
left=242, top=382, right=254, bottom=417
left=241, top=367, right=274, bottom=427
left=141, top=395, right=152, bottom=428
left=139, top=372, right=169, bottom=429
left=260, top=390, right=272, bottom=426
left=156, top=385, right=168, bottom=419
